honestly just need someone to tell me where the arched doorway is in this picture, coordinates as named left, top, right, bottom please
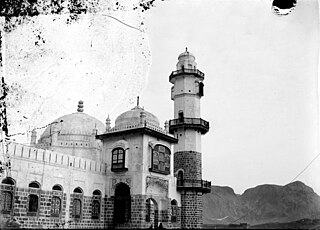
left=146, top=198, right=159, bottom=228
left=114, top=183, right=131, bottom=224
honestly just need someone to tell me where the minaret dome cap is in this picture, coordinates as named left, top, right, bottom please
left=178, top=47, right=195, bottom=60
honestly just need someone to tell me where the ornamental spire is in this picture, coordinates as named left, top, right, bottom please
left=77, top=100, right=84, bottom=112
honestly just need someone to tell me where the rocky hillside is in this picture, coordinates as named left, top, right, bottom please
left=203, top=181, right=320, bottom=225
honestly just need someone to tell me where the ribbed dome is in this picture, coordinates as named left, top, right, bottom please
left=40, top=112, right=105, bottom=139
left=115, top=106, right=160, bottom=127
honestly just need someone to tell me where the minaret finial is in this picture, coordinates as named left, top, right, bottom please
left=137, top=96, right=140, bottom=107
left=77, top=100, right=84, bottom=112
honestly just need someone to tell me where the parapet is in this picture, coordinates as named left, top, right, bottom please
left=1, top=142, right=107, bottom=175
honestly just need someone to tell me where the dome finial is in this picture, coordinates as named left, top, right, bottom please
left=137, top=96, right=140, bottom=107
left=77, top=100, right=84, bottom=112
left=186, top=47, right=188, bottom=52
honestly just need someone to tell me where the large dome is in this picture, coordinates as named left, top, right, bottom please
left=40, top=101, right=105, bottom=139
left=115, top=105, right=160, bottom=127
left=40, top=112, right=105, bottom=138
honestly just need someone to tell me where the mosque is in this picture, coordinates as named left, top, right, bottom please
left=0, top=49, right=211, bottom=229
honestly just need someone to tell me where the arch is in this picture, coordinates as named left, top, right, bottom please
left=177, top=170, right=184, bottom=186
left=146, top=198, right=159, bottom=227
left=171, top=199, right=178, bottom=222
left=148, top=141, right=170, bottom=150
left=51, top=196, right=61, bottom=217
left=73, top=187, right=83, bottom=194
left=73, top=198, right=82, bottom=218
left=1, top=191, right=13, bottom=213
left=114, top=183, right=131, bottom=224
left=72, top=186, right=83, bottom=218
left=92, top=200, right=100, bottom=219
left=111, top=147, right=126, bottom=171
left=52, top=184, right=63, bottom=191
left=28, top=194, right=39, bottom=212
left=28, top=181, right=40, bottom=188
left=151, top=145, right=171, bottom=174
left=91, top=190, right=101, bottom=220
left=1, top=177, right=15, bottom=185
left=51, top=184, right=63, bottom=217
left=111, top=139, right=129, bottom=150
left=93, top=189, right=101, bottom=196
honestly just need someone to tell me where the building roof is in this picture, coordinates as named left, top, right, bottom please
left=40, top=101, right=105, bottom=140
left=178, top=47, right=195, bottom=59
left=115, top=105, right=160, bottom=127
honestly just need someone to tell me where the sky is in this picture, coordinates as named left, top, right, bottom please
left=3, top=0, right=320, bottom=195
left=141, top=0, right=320, bottom=195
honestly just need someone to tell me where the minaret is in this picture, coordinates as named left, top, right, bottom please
left=169, top=48, right=210, bottom=229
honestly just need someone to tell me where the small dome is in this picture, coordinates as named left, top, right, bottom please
left=178, top=47, right=195, bottom=60
left=115, top=105, right=160, bottom=127
left=176, top=48, right=197, bottom=70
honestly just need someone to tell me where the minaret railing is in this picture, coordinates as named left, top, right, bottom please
left=169, top=68, right=204, bottom=81
left=176, top=179, right=211, bottom=193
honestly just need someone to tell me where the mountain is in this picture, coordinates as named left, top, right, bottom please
left=203, top=181, right=320, bottom=225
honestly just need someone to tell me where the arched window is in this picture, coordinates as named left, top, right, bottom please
left=51, top=196, right=61, bottom=217
left=51, top=185, right=63, bottom=217
left=52, top=185, right=62, bottom=191
left=92, top=190, right=101, bottom=219
left=1, top=177, right=15, bottom=214
left=114, top=183, right=131, bottom=224
left=74, top=187, right=82, bottom=194
left=72, top=187, right=83, bottom=218
left=171, top=200, right=178, bottom=222
left=29, top=181, right=40, bottom=188
left=150, top=145, right=171, bottom=175
left=111, top=148, right=127, bottom=171
left=145, top=198, right=158, bottom=227
left=28, top=194, right=38, bottom=212
left=1, top=191, right=13, bottom=213
left=1, top=178, right=15, bottom=185
left=73, top=199, right=81, bottom=218
left=177, top=171, right=184, bottom=187
left=28, top=181, right=40, bottom=214
left=146, top=199, right=151, bottom=222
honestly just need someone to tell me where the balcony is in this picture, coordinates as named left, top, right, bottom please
left=177, top=179, right=211, bottom=193
left=169, top=117, right=210, bottom=134
left=169, top=68, right=205, bottom=82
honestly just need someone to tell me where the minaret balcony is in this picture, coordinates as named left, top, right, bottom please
left=169, top=117, right=209, bottom=134
left=177, top=179, right=211, bottom=193
left=169, top=68, right=204, bottom=82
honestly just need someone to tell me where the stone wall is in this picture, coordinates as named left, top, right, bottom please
left=180, top=192, right=203, bottom=229
left=1, top=188, right=182, bottom=229
left=0, top=185, right=106, bottom=229
left=174, top=150, right=202, bottom=180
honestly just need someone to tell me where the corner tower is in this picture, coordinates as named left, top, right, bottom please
left=169, top=48, right=211, bottom=229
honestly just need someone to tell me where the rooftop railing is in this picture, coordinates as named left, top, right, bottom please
left=105, top=121, right=171, bottom=136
